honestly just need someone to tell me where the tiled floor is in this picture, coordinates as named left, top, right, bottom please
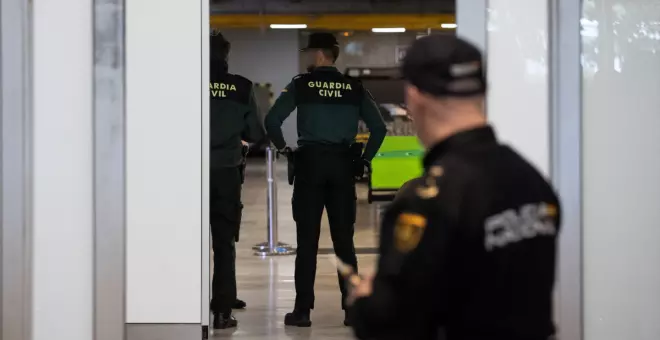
left=211, top=159, right=384, bottom=339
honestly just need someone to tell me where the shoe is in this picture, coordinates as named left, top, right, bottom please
left=233, top=299, right=247, bottom=309
left=343, top=309, right=352, bottom=326
left=284, top=310, right=312, bottom=327
left=213, top=312, right=237, bottom=329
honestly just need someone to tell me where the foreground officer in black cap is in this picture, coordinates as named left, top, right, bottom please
left=264, top=32, right=387, bottom=327
left=348, top=34, right=561, bottom=340
left=209, top=30, right=264, bottom=329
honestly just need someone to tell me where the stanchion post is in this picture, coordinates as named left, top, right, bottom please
left=253, top=145, right=295, bottom=256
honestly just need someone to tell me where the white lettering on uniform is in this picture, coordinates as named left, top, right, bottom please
left=484, top=202, right=557, bottom=251
left=318, top=89, right=342, bottom=97
left=209, top=82, right=237, bottom=98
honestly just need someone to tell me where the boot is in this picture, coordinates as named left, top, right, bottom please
left=284, top=309, right=312, bottom=327
left=213, top=312, right=237, bottom=329
left=233, top=298, right=247, bottom=309
left=343, top=309, right=352, bottom=326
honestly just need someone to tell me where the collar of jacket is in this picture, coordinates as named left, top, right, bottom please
left=422, top=125, right=497, bottom=170
left=314, top=66, right=339, bottom=72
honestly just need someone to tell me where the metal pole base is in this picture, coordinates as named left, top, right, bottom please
left=252, top=241, right=294, bottom=251
left=254, top=246, right=297, bottom=257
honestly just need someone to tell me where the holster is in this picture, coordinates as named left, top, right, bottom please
left=240, top=144, right=249, bottom=184
left=350, top=143, right=365, bottom=180
left=350, top=143, right=364, bottom=161
left=285, top=150, right=296, bottom=185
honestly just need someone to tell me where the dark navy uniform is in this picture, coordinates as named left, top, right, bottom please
left=209, top=31, right=264, bottom=328
left=265, top=32, right=386, bottom=327
left=350, top=35, right=561, bottom=340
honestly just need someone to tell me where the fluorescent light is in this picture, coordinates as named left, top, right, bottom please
left=441, top=23, right=457, bottom=29
left=270, top=24, right=307, bottom=29
left=372, top=27, right=406, bottom=33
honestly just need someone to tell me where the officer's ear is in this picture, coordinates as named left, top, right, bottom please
left=404, top=82, right=422, bottom=105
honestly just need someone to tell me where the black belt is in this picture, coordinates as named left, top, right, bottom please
left=298, top=143, right=352, bottom=153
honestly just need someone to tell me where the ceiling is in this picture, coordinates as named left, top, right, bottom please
left=210, top=14, right=456, bottom=30
left=210, top=0, right=455, bottom=15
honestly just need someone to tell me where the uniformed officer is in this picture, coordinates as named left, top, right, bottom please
left=264, top=32, right=387, bottom=327
left=348, top=35, right=561, bottom=340
left=209, top=30, right=264, bottom=329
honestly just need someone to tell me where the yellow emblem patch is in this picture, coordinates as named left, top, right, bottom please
left=394, top=213, right=427, bottom=253
left=416, top=176, right=439, bottom=199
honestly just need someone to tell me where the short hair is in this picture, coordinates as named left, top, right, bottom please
left=320, top=46, right=340, bottom=62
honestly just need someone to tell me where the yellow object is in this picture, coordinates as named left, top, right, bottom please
left=415, top=177, right=439, bottom=199
left=394, top=213, right=427, bottom=253
left=210, top=14, right=456, bottom=31
left=355, top=133, right=369, bottom=144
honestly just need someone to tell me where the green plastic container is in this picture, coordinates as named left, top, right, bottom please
left=370, top=136, right=424, bottom=190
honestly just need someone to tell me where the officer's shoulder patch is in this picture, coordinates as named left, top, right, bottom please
left=393, top=212, right=427, bottom=253
left=415, top=178, right=438, bottom=199
left=414, top=175, right=439, bottom=199
left=412, top=165, right=445, bottom=199
left=394, top=174, right=441, bottom=201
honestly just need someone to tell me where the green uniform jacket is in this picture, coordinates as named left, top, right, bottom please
left=264, top=66, right=386, bottom=161
left=210, top=67, right=265, bottom=168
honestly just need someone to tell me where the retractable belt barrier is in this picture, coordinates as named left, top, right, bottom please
left=252, top=145, right=296, bottom=256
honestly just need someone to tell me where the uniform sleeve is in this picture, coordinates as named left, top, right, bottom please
left=241, top=88, right=266, bottom=143
left=351, top=192, right=452, bottom=339
left=264, top=81, right=297, bottom=150
left=358, top=91, right=387, bottom=161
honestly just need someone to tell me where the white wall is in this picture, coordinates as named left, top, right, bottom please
left=31, top=0, right=94, bottom=338
left=487, top=0, right=550, bottom=176
left=125, top=0, right=205, bottom=323
left=222, top=29, right=300, bottom=146
left=582, top=1, right=660, bottom=339
left=457, top=0, right=487, bottom=52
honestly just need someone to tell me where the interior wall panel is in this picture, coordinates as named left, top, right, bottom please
left=125, top=0, right=204, bottom=323
left=487, top=0, right=550, bottom=176
left=32, top=0, right=95, bottom=338
left=582, top=1, right=660, bottom=339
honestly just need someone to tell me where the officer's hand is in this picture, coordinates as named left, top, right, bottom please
left=278, top=146, right=293, bottom=157
left=352, top=272, right=375, bottom=298
left=353, top=158, right=370, bottom=181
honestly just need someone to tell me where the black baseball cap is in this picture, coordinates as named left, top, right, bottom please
left=300, top=32, right=339, bottom=51
left=402, top=34, right=486, bottom=97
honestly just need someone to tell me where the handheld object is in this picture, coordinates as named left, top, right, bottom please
left=330, top=255, right=362, bottom=287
